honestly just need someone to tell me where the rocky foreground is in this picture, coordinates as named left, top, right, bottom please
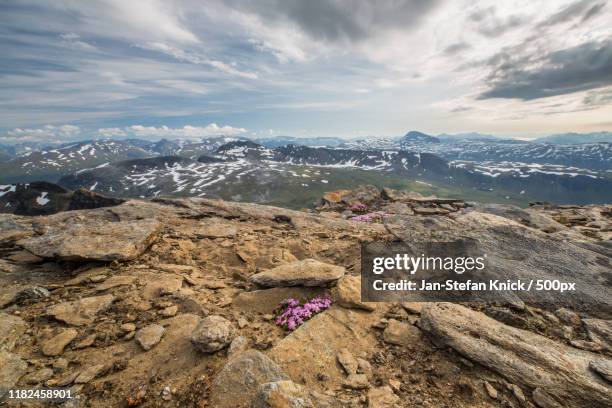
left=0, top=187, right=611, bottom=407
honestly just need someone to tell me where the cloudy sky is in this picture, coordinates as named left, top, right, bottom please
left=1, top=0, right=611, bottom=143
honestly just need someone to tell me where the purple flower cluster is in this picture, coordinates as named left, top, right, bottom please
left=349, top=203, right=368, bottom=212
left=274, top=295, right=332, bottom=331
left=350, top=211, right=390, bottom=223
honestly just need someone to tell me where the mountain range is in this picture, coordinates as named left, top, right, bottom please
left=1, top=131, right=610, bottom=209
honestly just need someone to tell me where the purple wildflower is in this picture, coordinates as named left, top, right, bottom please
left=274, top=295, right=332, bottom=331
left=350, top=211, right=391, bottom=223
left=349, top=203, right=368, bottom=212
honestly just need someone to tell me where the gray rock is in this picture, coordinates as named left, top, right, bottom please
left=208, top=349, right=289, bottom=408
left=41, top=328, right=78, bottom=356
left=191, top=315, right=234, bottom=353
left=589, top=360, right=612, bottom=383
left=228, top=335, right=249, bottom=357
left=383, top=319, right=421, bottom=346
left=0, top=350, right=27, bottom=398
left=250, top=259, right=345, bottom=288
left=582, top=318, right=612, bottom=350
left=135, top=324, right=165, bottom=351
left=420, top=303, right=612, bottom=408
left=12, top=286, right=50, bottom=305
left=555, top=308, right=581, bottom=327
left=47, top=294, right=114, bottom=326
left=19, top=218, right=161, bottom=261
left=254, top=380, right=315, bottom=408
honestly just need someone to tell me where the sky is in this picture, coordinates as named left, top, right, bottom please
left=0, top=0, right=611, bottom=143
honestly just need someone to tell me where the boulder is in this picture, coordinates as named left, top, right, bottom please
left=135, top=324, right=165, bottom=351
left=191, top=315, right=234, bottom=353
left=46, top=294, right=114, bottom=326
left=208, top=350, right=289, bottom=408
left=383, top=319, right=421, bottom=346
left=11, top=286, right=50, bottom=305
left=41, top=328, right=78, bottom=356
left=250, top=259, right=345, bottom=288
left=420, top=303, right=612, bottom=408
left=19, top=218, right=161, bottom=261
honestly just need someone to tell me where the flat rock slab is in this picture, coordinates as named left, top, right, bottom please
left=233, top=287, right=326, bottom=314
left=250, top=259, right=345, bottom=288
left=19, top=218, right=161, bottom=261
left=47, top=294, right=114, bottom=326
left=95, top=275, right=136, bottom=292
left=420, top=303, right=612, bottom=408
left=209, top=349, right=289, bottom=408
left=269, top=307, right=381, bottom=393
left=41, top=328, right=78, bottom=356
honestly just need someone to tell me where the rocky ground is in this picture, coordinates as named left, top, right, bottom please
left=0, top=186, right=610, bottom=407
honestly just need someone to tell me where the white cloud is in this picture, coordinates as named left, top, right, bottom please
left=141, top=42, right=258, bottom=79
left=97, top=124, right=249, bottom=140
left=0, top=125, right=82, bottom=143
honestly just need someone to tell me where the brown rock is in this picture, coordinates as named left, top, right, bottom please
left=19, top=218, right=161, bottom=261
left=332, top=275, right=376, bottom=312
left=337, top=348, right=359, bottom=375
left=382, top=319, right=421, bottom=346
left=367, top=385, right=399, bottom=407
left=135, top=324, right=165, bottom=351
left=46, top=294, right=114, bottom=326
left=41, top=329, right=78, bottom=356
left=343, top=373, right=369, bottom=389
left=95, top=275, right=136, bottom=291
left=0, top=350, right=27, bottom=397
left=191, top=315, right=234, bottom=353
left=0, top=314, right=27, bottom=351
left=250, top=259, right=345, bottom=288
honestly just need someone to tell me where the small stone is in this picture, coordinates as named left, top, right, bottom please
left=74, top=364, right=107, bottom=384
left=343, top=374, right=370, bottom=390
left=589, top=360, right=612, bottom=383
left=388, top=379, right=401, bottom=393
left=89, top=274, right=107, bottom=283
left=53, top=358, right=69, bottom=372
left=124, top=331, right=136, bottom=341
left=382, top=319, right=420, bottom=346
left=191, top=315, right=234, bottom=353
left=75, top=333, right=97, bottom=349
left=357, top=358, right=372, bottom=378
left=228, top=336, right=249, bottom=357
left=401, top=302, right=424, bottom=314
left=135, top=324, right=165, bottom=351
left=23, top=368, right=54, bottom=385
left=160, top=305, right=178, bottom=317
left=367, top=386, right=399, bottom=407
left=42, top=329, right=78, bottom=356
left=484, top=381, right=498, bottom=399
left=555, top=308, right=581, bottom=326
left=120, top=323, right=136, bottom=333
left=337, top=348, right=359, bottom=375
left=510, top=384, right=526, bottom=404
left=237, top=317, right=249, bottom=328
